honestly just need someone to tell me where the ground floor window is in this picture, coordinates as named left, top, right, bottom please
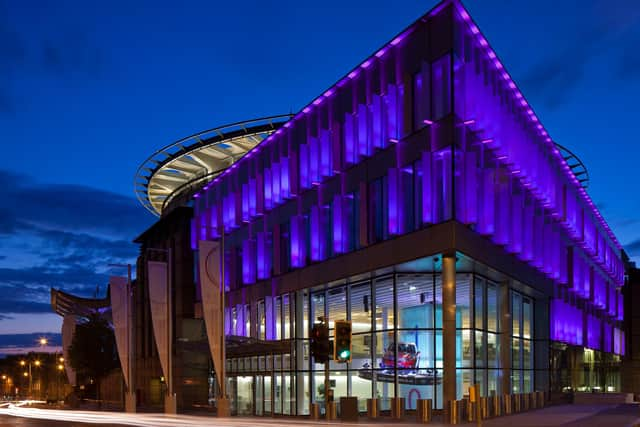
left=549, top=343, right=621, bottom=393
left=224, top=256, right=547, bottom=415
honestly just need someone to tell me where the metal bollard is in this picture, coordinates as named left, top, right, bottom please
left=538, top=391, right=545, bottom=408
left=480, top=396, right=489, bottom=419
left=493, top=395, right=501, bottom=417
left=367, top=398, right=379, bottom=418
left=416, top=398, right=432, bottom=423
left=464, top=399, right=474, bottom=422
left=448, top=400, right=460, bottom=425
left=530, top=392, right=537, bottom=409
left=503, top=394, right=512, bottom=415
left=523, top=393, right=529, bottom=411
left=310, top=403, right=320, bottom=420
left=326, top=401, right=337, bottom=420
left=514, top=394, right=522, bottom=412
left=391, top=397, right=405, bottom=419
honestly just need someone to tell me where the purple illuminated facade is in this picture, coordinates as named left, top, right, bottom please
left=187, top=0, right=625, bottom=415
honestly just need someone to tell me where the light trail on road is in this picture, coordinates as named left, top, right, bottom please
left=0, top=402, right=371, bottom=427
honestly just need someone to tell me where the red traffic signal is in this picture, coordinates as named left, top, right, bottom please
left=310, top=321, right=330, bottom=363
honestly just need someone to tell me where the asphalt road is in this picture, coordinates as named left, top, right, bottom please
left=0, top=415, right=128, bottom=427
left=1, top=403, right=639, bottom=427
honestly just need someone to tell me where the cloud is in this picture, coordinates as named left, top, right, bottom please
left=520, top=0, right=640, bottom=109
left=616, top=218, right=640, bottom=228
left=0, top=169, right=148, bottom=238
left=625, top=238, right=640, bottom=256
left=0, top=169, right=152, bottom=316
left=0, top=314, right=13, bottom=321
left=0, top=1, right=105, bottom=115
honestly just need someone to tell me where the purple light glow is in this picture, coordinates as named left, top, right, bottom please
left=290, top=215, right=305, bottom=268
left=550, top=298, right=583, bottom=346
left=242, top=239, right=256, bottom=284
left=388, top=168, right=401, bottom=235
left=332, top=196, right=346, bottom=254
left=190, top=1, right=624, bottom=351
left=310, top=206, right=326, bottom=262
left=256, top=231, right=271, bottom=280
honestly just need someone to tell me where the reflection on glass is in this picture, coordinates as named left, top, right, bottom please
left=457, top=330, right=472, bottom=368
left=512, top=338, right=521, bottom=369
left=523, top=300, right=532, bottom=339
left=327, top=286, right=347, bottom=329
left=512, top=293, right=521, bottom=337
left=397, top=274, right=434, bottom=328
left=375, top=276, right=394, bottom=331
left=283, top=294, right=291, bottom=339
left=475, top=331, right=486, bottom=367
left=523, top=339, right=531, bottom=370
left=511, top=370, right=520, bottom=393
left=457, top=274, right=471, bottom=328
left=276, top=297, right=282, bottom=340
left=351, top=283, right=372, bottom=334
left=258, top=300, right=266, bottom=340
left=487, top=332, right=498, bottom=368
left=475, top=277, right=484, bottom=329
left=487, top=283, right=498, bottom=332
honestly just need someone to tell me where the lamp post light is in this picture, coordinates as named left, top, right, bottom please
left=57, top=358, right=65, bottom=402
left=20, top=359, right=41, bottom=399
left=108, top=262, right=136, bottom=413
left=1, top=374, right=8, bottom=397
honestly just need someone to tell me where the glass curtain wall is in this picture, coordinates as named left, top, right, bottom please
left=226, top=269, right=525, bottom=414
left=511, top=291, right=534, bottom=393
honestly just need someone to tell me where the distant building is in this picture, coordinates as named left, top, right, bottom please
left=622, top=252, right=639, bottom=395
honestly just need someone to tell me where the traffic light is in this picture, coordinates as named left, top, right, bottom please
left=334, top=320, right=352, bottom=363
left=310, top=320, right=330, bottom=363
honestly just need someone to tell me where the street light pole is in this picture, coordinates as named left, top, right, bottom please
left=20, top=359, right=39, bottom=400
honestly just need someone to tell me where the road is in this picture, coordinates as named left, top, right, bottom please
left=0, top=415, right=127, bottom=426
left=1, top=403, right=639, bottom=426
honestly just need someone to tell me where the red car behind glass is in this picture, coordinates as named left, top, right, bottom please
left=381, top=342, right=420, bottom=370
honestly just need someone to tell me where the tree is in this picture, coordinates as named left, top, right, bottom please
left=68, top=311, right=119, bottom=403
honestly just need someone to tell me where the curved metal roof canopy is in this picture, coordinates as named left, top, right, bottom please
left=554, top=142, right=589, bottom=190
left=135, top=114, right=293, bottom=216
left=50, top=288, right=110, bottom=318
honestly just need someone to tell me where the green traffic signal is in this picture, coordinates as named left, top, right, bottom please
left=333, top=320, right=352, bottom=363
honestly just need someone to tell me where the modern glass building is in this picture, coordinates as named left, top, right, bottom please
left=184, top=0, right=625, bottom=416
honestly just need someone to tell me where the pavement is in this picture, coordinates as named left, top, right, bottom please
left=1, top=403, right=639, bottom=426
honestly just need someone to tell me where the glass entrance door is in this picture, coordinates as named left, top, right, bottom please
left=264, top=375, right=272, bottom=415
left=255, top=376, right=264, bottom=415
left=236, top=376, right=253, bottom=415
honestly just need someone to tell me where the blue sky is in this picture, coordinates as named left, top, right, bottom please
left=0, top=0, right=639, bottom=349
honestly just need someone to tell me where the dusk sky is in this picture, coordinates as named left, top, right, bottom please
left=0, top=0, right=638, bottom=354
